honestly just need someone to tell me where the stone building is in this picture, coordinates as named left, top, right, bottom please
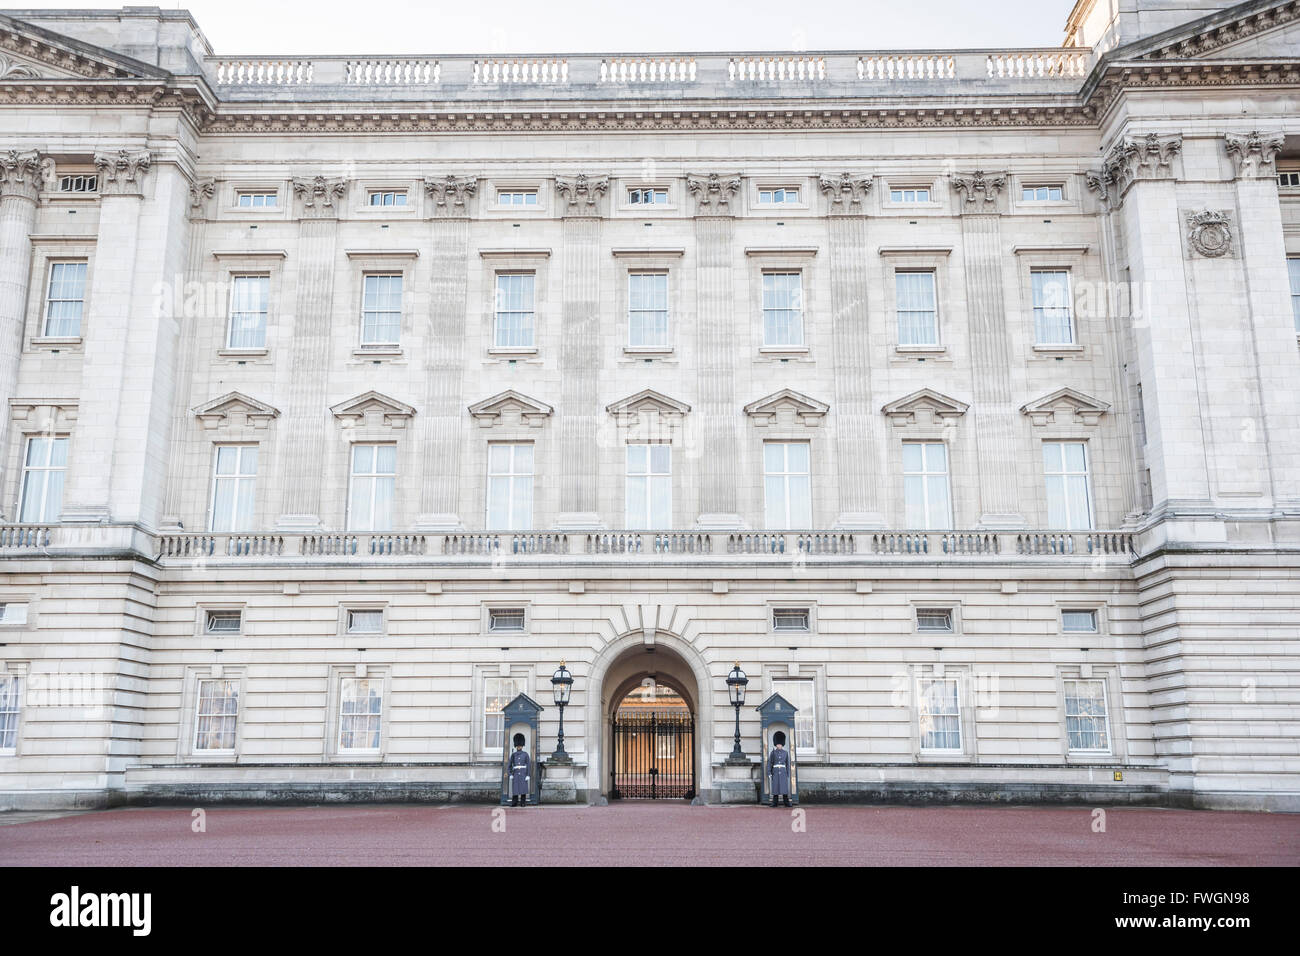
left=0, top=0, right=1297, bottom=810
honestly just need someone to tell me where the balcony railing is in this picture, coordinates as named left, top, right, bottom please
left=0, top=524, right=1136, bottom=564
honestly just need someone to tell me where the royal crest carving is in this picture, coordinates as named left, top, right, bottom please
left=1186, top=210, right=1233, bottom=258
left=93, top=148, right=152, bottom=195
left=818, top=172, right=873, bottom=210
left=554, top=173, right=608, bottom=214
left=949, top=170, right=1007, bottom=211
left=686, top=172, right=742, bottom=214
left=0, top=148, right=43, bottom=201
left=291, top=175, right=348, bottom=217
left=1224, top=130, right=1285, bottom=179
left=423, top=174, right=478, bottom=214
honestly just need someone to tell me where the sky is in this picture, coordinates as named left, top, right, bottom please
left=5, top=0, right=1081, bottom=55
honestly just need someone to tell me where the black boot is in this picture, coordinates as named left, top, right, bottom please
left=511, top=796, right=518, bottom=807
left=783, top=796, right=792, bottom=807
left=770, top=798, right=778, bottom=807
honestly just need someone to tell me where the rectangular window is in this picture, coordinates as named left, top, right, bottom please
left=762, top=272, right=803, bottom=347
left=1062, top=609, right=1099, bottom=633
left=494, top=273, right=536, bottom=348
left=1064, top=679, right=1110, bottom=752
left=772, top=608, right=810, bottom=631
left=338, top=678, right=383, bottom=752
left=916, top=608, right=954, bottom=633
left=771, top=678, right=816, bottom=754
left=628, top=187, right=667, bottom=204
left=486, top=443, right=534, bottom=531
left=236, top=191, right=277, bottom=208
left=484, top=677, right=521, bottom=751
left=204, top=609, right=242, bottom=634
left=209, top=445, right=257, bottom=532
left=488, top=608, right=526, bottom=633
left=626, top=444, right=671, bottom=529
left=346, top=609, right=384, bottom=634
left=348, top=444, right=396, bottom=532
left=628, top=272, right=669, bottom=348
left=1278, top=169, right=1300, bottom=188
left=0, top=603, right=28, bottom=625
left=194, top=678, right=239, bottom=752
left=367, top=190, right=407, bottom=207
left=19, top=435, right=68, bottom=523
left=497, top=190, right=537, bottom=207
left=1022, top=184, right=1064, bottom=201
left=764, top=441, right=812, bottom=529
left=903, top=442, right=952, bottom=530
left=890, top=187, right=931, bottom=203
left=43, top=261, right=87, bottom=337
left=1043, top=441, right=1093, bottom=530
left=1032, top=269, right=1074, bottom=345
left=227, top=275, right=269, bottom=349
left=0, top=675, right=19, bottom=751
left=758, top=187, right=800, bottom=204
left=896, top=271, right=938, bottom=346
left=361, top=273, right=402, bottom=346
left=58, top=174, right=97, bottom=193
left=919, top=678, right=961, bottom=752
left=1288, top=257, right=1300, bottom=332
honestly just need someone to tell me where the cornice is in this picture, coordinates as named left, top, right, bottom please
left=1130, top=0, right=1300, bottom=61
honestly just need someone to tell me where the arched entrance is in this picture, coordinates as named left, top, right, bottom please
left=610, top=681, right=694, bottom=799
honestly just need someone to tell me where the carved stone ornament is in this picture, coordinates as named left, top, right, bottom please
left=949, top=170, right=1007, bottom=211
left=1224, top=130, right=1285, bottom=180
left=188, top=177, right=215, bottom=217
left=1094, top=133, right=1181, bottom=204
left=0, top=54, right=42, bottom=80
left=1186, top=210, right=1233, bottom=258
left=818, top=172, right=873, bottom=209
left=554, top=173, right=608, bottom=214
left=0, top=148, right=43, bottom=201
left=687, top=172, right=742, bottom=214
left=292, top=175, right=348, bottom=217
left=93, top=148, right=152, bottom=195
left=423, top=174, right=478, bottom=214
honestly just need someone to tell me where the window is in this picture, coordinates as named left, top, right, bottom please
left=628, top=273, right=669, bottom=348
left=903, top=442, right=952, bottom=530
left=348, top=444, right=396, bottom=532
left=194, top=679, right=239, bottom=751
left=890, top=187, right=931, bottom=203
left=204, top=610, right=242, bottom=634
left=758, top=187, right=800, bottom=205
left=19, top=435, right=68, bottom=523
left=896, top=271, right=938, bottom=346
left=772, top=678, right=816, bottom=754
left=43, top=262, right=87, bottom=337
left=626, top=444, right=671, bottom=529
left=1064, top=679, right=1110, bottom=752
left=361, top=274, right=402, bottom=346
left=628, top=187, right=667, bottom=204
left=772, top=608, right=810, bottom=631
left=227, top=275, right=268, bottom=349
left=484, top=677, right=521, bottom=751
left=58, top=174, right=97, bottom=193
left=0, top=603, right=28, bottom=625
left=488, top=608, right=526, bottom=632
left=1289, top=257, right=1300, bottom=332
left=494, top=273, right=536, bottom=348
left=916, top=608, right=954, bottom=633
left=367, top=190, right=407, bottom=207
left=1022, top=184, right=1064, bottom=201
left=761, top=272, right=803, bottom=347
left=1062, top=609, right=1099, bottom=633
left=1043, top=441, right=1093, bottom=530
left=1031, top=269, right=1074, bottom=345
left=236, top=191, right=277, bottom=208
left=486, top=443, right=534, bottom=531
left=338, top=678, right=383, bottom=751
left=497, top=190, right=537, bottom=207
left=0, top=675, right=19, bottom=751
left=764, top=441, right=812, bottom=529
left=346, top=609, right=384, bottom=634
left=918, top=678, right=961, bottom=752
left=209, top=445, right=257, bottom=532
left=1278, top=169, right=1300, bottom=188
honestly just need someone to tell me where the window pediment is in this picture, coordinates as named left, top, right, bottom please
left=743, top=388, right=829, bottom=427
left=605, top=388, right=691, bottom=425
left=1020, top=387, right=1110, bottom=426
left=330, top=390, right=416, bottom=429
left=468, top=389, right=554, bottom=428
left=192, top=391, right=280, bottom=430
left=9, top=397, right=78, bottom=430
left=881, top=388, right=969, bottom=427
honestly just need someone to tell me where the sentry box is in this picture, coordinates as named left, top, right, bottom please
left=755, top=692, right=800, bottom=806
left=499, top=692, right=544, bottom=807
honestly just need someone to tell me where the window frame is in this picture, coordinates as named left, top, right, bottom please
left=627, top=271, right=670, bottom=350
left=225, top=273, right=270, bottom=350
left=624, top=442, right=672, bottom=530
left=485, top=441, right=535, bottom=531
left=888, top=185, right=933, bottom=204
left=19, top=434, right=69, bottom=523
left=760, top=270, right=805, bottom=348
left=1020, top=183, right=1066, bottom=202
left=627, top=186, right=669, bottom=205
left=483, top=674, right=524, bottom=754
left=0, top=674, right=20, bottom=754
left=346, top=442, right=398, bottom=533
left=42, top=260, right=88, bottom=338
left=1063, top=678, right=1112, bottom=754
left=1287, top=256, right=1300, bottom=333
left=902, top=440, right=953, bottom=530
left=756, top=185, right=802, bottom=206
left=762, top=440, right=813, bottom=530
left=204, top=609, right=243, bottom=635
left=894, top=269, right=939, bottom=347
left=336, top=676, right=385, bottom=754
left=1030, top=268, right=1076, bottom=346
left=234, top=190, right=279, bottom=209
left=917, top=676, right=963, bottom=754
left=366, top=190, right=408, bottom=207
left=771, top=676, right=818, bottom=756
left=193, top=677, right=240, bottom=754
left=496, top=188, right=540, bottom=208
left=494, top=271, right=537, bottom=350
left=207, top=443, right=258, bottom=533
left=1042, top=440, right=1095, bottom=531
left=359, top=272, right=403, bottom=348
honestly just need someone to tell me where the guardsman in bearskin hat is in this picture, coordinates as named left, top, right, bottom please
left=768, top=730, right=792, bottom=807
left=508, top=733, right=531, bottom=807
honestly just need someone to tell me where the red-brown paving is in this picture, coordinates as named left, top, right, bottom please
left=1, top=804, right=1297, bottom=867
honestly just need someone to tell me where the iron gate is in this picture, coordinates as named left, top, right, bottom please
left=611, top=712, right=695, bottom=799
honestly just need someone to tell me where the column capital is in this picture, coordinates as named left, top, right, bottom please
left=93, top=148, right=153, bottom=196
left=423, top=174, right=478, bottom=218
left=554, top=173, right=609, bottom=217
left=818, top=172, right=873, bottom=213
left=686, top=172, right=741, bottom=217
left=949, top=170, right=1007, bottom=214
left=0, top=148, right=44, bottom=202
left=1224, top=130, right=1285, bottom=180
left=291, top=175, right=348, bottom=219
left=1089, top=133, right=1182, bottom=209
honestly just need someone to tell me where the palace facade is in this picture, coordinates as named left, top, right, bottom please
left=0, top=0, right=1298, bottom=809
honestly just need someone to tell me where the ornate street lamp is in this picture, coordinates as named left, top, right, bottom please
left=550, top=661, right=573, bottom=764
left=724, top=662, right=749, bottom=764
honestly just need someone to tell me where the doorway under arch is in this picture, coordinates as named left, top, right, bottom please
left=610, top=680, right=695, bottom=799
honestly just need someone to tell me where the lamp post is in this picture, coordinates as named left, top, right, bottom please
left=550, top=661, right=573, bottom=764
left=724, top=662, right=749, bottom=765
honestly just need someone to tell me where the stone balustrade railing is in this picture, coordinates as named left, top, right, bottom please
left=0, top=524, right=1137, bottom=564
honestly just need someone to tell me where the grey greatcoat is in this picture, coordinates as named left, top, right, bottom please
left=767, top=745, right=792, bottom=797
left=509, top=748, right=531, bottom=796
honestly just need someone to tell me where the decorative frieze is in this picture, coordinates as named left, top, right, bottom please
left=949, top=170, right=1007, bottom=212
left=93, top=148, right=152, bottom=196
left=1186, top=209, right=1234, bottom=259
left=1224, top=130, right=1285, bottom=179
left=0, top=148, right=42, bottom=201
left=818, top=172, right=873, bottom=211
left=687, top=172, right=741, bottom=215
left=554, top=173, right=608, bottom=215
left=423, top=174, right=478, bottom=215
left=291, top=175, right=348, bottom=217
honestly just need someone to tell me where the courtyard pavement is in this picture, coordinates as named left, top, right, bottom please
left=1, top=803, right=1296, bottom=866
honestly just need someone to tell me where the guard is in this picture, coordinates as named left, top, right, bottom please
left=768, top=731, right=792, bottom=807
left=508, top=733, right=531, bottom=807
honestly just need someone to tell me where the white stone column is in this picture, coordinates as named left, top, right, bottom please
left=0, top=149, right=43, bottom=521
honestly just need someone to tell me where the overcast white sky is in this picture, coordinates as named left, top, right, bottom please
left=8, top=0, right=1080, bottom=55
